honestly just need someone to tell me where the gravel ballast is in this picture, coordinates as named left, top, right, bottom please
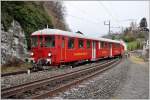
left=1, top=59, right=109, bottom=89
left=51, top=58, right=149, bottom=99
left=2, top=57, right=148, bottom=99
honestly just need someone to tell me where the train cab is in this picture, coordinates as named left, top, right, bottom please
left=30, top=35, right=55, bottom=65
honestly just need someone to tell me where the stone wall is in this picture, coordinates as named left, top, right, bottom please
left=1, top=20, right=28, bottom=65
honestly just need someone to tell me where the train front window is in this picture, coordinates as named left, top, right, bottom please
left=39, top=36, right=43, bottom=47
left=31, top=36, right=38, bottom=47
left=45, top=36, right=55, bottom=47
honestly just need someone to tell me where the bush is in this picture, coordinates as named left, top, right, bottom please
left=1, top=1, right=54, bottom=49
left=127, top=40, right=143, bottom=51
left=138, top=32, right=145, bottom=38
left=122, top=35, right=136, bottom=42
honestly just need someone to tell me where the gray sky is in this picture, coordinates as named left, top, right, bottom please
left=63, top=1, right=149, bottom=37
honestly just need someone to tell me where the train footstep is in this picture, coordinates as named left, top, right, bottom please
left=83, top=82, right=90, bottom=85
left=78, top=85, right=86, bottom=88
left=64, top=91, right=71, bottom=95
left=72, top=88, right=78, bottom=91
left=27, top=70, right=30, bottom=74
left=52, top=96, right=63, bottom=99
left=89, top=80, right=94, bottom=83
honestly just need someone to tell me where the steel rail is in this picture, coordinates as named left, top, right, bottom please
left=1, top=58, right=118, bottom=98
left=1, top=71, right=27, bottom=77
left=1, top=58, right=111, bottom=77
left=31, top=59, right=121, bottom=99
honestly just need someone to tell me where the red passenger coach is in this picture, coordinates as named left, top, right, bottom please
left=30, top=29, right=125, bottom=67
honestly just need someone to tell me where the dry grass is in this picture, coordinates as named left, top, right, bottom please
left=1, top=62, right=32, bottom=74
left=130, top=56, right=145, bottom=64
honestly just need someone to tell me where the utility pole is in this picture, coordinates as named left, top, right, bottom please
left=104, top=20, right=110, bottom=35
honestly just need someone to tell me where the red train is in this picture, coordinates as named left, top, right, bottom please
left=30, top=29, right=126, bottom=67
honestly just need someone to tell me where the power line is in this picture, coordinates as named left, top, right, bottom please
left=66, top=13, right=103, bottom=25
left=98, top=2, right=119, bottom=23
left=71, top=6, right=103, bottom=23
left=65, top=13, right=108, bottom=36
left=97, top=1, right=123, bottom=34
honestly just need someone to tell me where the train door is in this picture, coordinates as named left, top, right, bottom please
left=110, top=43, right=112, bottom=57
left=60, top=36, right=65, bottom=62
left=92, top=41, right=96, bottom=60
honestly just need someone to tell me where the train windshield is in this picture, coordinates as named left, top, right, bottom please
left=45, top=36, right=55, bottom=47
left=31, top=35, right=55, bottom=47
left=31, top=36, right=38, bottom=47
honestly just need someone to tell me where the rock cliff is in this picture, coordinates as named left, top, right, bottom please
left=1, top=1, right=69, bottom=65
left=1, top=20, right=28, bottom=65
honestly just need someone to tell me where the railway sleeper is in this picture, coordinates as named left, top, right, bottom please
left=31, top=60, right=121, bottom=99
left=2, top=59, right=119, bottom=99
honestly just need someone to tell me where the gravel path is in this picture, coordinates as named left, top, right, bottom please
left=51, top=57, right=149, bottom=99
left=112, top=57, right=149, bottom=99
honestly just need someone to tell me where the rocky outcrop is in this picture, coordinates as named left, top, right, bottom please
left=1, top=20, right=28, bottom=65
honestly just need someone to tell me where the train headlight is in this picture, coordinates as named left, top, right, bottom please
left=48, top=53, right=52, bottom=57
left=30, top=52, right=34, bottom=56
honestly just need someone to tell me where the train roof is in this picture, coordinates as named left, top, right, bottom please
left=31, top=28, right=121, bottom=44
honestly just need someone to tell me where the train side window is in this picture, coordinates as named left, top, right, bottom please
left=117, top=44, right=120, bottom=48
left=115, top=44, right=117, bottom=48
left=101, top=42, right=105, bottom=48
left=87, top=40, right=91, bottom=48
left=105, top=42, right=108, bottom=48
left=68, top=38, right=74, bottom=49
left=62, top=37, right=65, bottom=48
left=45, top=36, right=55, bottom=47
left=78, top=39, right=84, bottom=48
left=115, top=44, right=119, bottom=48
left=109, top=43, right=111, bottom=48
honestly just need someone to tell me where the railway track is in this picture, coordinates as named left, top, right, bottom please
left=1, top=58, right=110, bottom=77
left=1, top=58, right=121, bottom=99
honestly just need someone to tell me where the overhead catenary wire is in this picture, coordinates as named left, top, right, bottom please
left=65, top=2, right=140, bottom=34
left=67, top=13, right=104, bottom=25
left=69, top=5, right=103, bottom=23
left=97, top=1, right=124, bottom=33
left=98, top=1, right=120, bottom=24
left=65, top=2, right=131, bottom=32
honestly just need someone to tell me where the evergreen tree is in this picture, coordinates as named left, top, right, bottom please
left=140, top=17, right=147, bottom=28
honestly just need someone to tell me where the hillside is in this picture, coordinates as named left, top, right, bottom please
left=102, top=21, right=149, bottom=51
left=1, top=1, right=69, bottom=65
left=1, top=1, right=69, bottom=49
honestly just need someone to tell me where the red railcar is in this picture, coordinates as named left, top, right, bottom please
left=30, top=29, right=125, bottom=66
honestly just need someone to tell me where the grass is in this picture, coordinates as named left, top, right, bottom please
left=1, top=62, right=32, bottom=74
left=127, top=40, right=142, bottom=51
left=130, top=56, right=145, bottom=64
